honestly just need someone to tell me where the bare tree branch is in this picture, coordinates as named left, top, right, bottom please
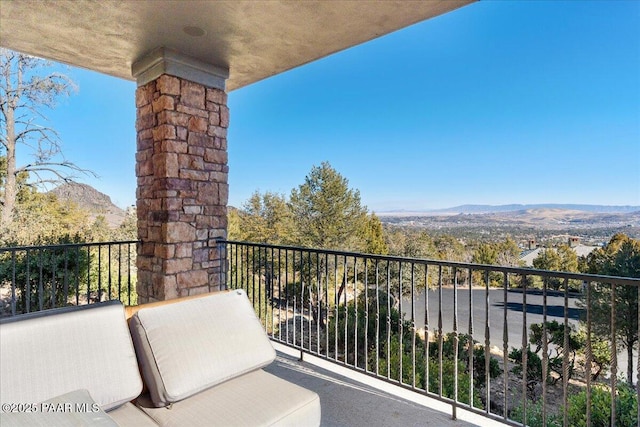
left=0, top=48, right=92, bottom=228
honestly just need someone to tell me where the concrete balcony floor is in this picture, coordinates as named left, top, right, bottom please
left=267, top=343, right=508, bottom=427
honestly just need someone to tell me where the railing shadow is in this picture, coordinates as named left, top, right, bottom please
left=493, top=301, right=583, bottom=320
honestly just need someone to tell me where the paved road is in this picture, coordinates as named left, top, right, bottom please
left=400, top=287, right=640, bottom=382
left=401, top=288, right=583, bottom=353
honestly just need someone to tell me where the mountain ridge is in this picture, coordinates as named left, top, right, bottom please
left=48, top=183, right=126, bottom=228
left=378, top=204, right=640, bottom=216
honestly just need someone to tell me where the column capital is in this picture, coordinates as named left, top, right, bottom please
left=132, top=47, right=229, bottom=90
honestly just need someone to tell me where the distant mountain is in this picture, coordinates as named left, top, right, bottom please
left=382, top=204, right=640, bottom=216
left=48, top=183, right=126, bottom=228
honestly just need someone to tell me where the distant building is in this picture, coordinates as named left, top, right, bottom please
left=519, top=237, right=599, bottom=267
left=520, top=248, right=543, bottom=267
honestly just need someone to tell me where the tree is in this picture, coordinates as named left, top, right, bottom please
left=0, top=183, right=91, bottom=246
left=0, top=48, right=92, bottom=229
left=532, top=247, right=561, bottom=271
left=582, top=233, right=640, bottom=384
left=360, top=213, right=388, bottom=255
left=496, top=237, right=521, bottom=267
left=289, top=162, right=369, bottom=252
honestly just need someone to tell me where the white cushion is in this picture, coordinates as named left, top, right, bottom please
left=129, top=289, right=276, bottom=406
left=107, top=402, right=159, bottom=427
left=0, top=302, right=143, bottom=411
left=138, top=369, right=321, bottom=427
left=0, top=389, right=118, bottom=427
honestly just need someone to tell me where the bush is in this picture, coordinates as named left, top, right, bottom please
left=566, top=383, right=638, bottom=427
left=427, top=358, right=483, bottom=408
left=509, top=346, right=544, bottom=397
left=510, top=399, right=562, bottom=427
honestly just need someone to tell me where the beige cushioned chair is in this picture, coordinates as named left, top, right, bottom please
left=129, top=289, right=321, bottom=426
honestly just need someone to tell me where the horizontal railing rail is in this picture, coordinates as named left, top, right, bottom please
left=219, top=239, right=640, bottom=427
left=0, top=240, right=138, bottom=316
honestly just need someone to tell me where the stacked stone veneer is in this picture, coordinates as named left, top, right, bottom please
left=135, top=74, right=228, bottom=303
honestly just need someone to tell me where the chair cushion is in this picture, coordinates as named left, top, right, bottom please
left=129, top=289, right=276, bottom=406
left=0, top=301, right=143, bottom=411
left=0, top=389, right=118, bottom=427
left=138, top=369, right=321, bottom=427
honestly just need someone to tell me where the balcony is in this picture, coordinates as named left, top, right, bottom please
left=1, top=240, right=639, bottom=426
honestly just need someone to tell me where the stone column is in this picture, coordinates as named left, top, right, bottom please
left=132, top=48, right=229, bottom=303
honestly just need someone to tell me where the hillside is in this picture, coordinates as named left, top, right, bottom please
left=48, top=183, right=126, bottom=228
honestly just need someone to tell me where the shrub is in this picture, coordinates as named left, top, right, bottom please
left=510, top=399, right=562, bottom=427
left=566, top=383, right=638, bottom=427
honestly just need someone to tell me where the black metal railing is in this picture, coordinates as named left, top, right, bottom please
left=219, top=240, right=640, bottom=427
left=0, top=241, right=138, bottom=316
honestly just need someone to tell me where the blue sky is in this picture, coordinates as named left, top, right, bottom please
left=29, top=0, right=640, bottom=211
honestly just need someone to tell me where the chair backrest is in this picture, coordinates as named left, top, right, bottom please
left=0, top=301, right=143, bottom=411
left=129, top=289, right=276, bottom=406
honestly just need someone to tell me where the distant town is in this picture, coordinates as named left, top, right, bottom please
left=378, top=204, right=640, bottom=253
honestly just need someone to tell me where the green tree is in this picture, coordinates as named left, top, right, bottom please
left=289, top=162, right=368, bottom=251
left=532, top=248, right=561, bottom=271
left=496, top=237, right=521, bottom=267
left=433, top=234, right=467, bottom=262
left=0, top=48, right=92, bottom=230
left=385, top=227, right=435, bottom=259
left=360, top=213, right=388, bottom=255
left=528, top=320, right=583, bottom=384
left=582, top=233, right=640, bottom=384
left=236, top=191, right=296, bottom=244
left=1, top=187, right=91, bottom=246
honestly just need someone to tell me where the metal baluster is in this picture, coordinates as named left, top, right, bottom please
left=364, top=258, right=369, bottom=373
left=467, top=267, right=474, bottom=409
left=271, top=246, right=276, bottom=339
left=343, top=255, right=348, bottom=365
left=522, top=275, right=528, bottom=424
left=399, top=261, right=403, bottom=383
left=484, top=270, right=491, bottom=415
left=307, top=250, right=313, bottom=353
left=585, top=281, right=592, bottom=427
left=316, top=251, right=321, bottom=354
left=334, top=253, right=339, bottom=362
left=86, top=246, right=91, bottom=305
left=108, top=244, right=112, bottom=300
left=563, top=278, right=570, bottom=427
left=503, top=272, right=509, bottom=421
left=611, top=282, right=617, bottom=427
left=375, top=259, right=380, bottom=376
left=411, top=262, right=416, bottom=389
left=117, top=244, right=122, bottom=302
left=258, top=246, right=262, bottom=320
left=278, top=248, right=283, bottom=343
left=425, top=264, right=430, bottom=393
left=51, top=248, right=58, bottom=308
left=438, top=265, right=443, bottom=397
left=354, top=257, right=359, bottom=369
left=26, top=249, right=31, bottom=312
left=542, top=277, right=548, bottom=427
left=324, top=252, right=329, bottom=359
left=285, top=249, right=290, bottom=348
left=10, top=251, right=16, bottom=316
left=38, top=248, right=44, bottom=311
left=387, top=260, right=391, bottom=380
left=97, top=245, right=102, bottom=302
left=126, top=244, right=132, bottom=305
left=453, top=267, right=459, bottom=420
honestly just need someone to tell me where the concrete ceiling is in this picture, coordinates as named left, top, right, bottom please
left=0, top=0, right=473, bottom=91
